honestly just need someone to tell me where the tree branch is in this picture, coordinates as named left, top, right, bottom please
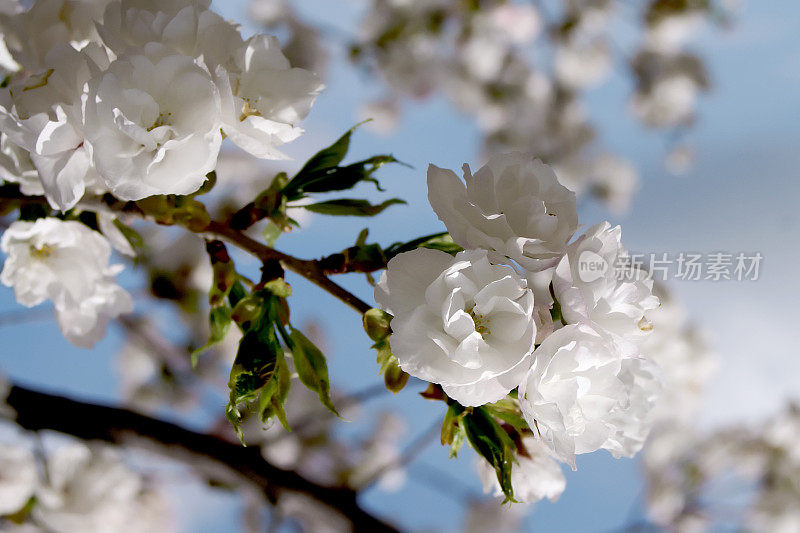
left=0, top=187, right=374, bottom=316
left=206, top=221, right=373, bottom=314
left=6, top=384, right=399, bottom=533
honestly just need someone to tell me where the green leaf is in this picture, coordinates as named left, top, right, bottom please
left=112, top=219, right=144, bottom=250
left=355, top=228, right=369, bottom=247
left=288, top=327, right=338, bottom=416
left=192, top=306, right=233, bottom=367
left=485, top=398, right=529, bottom=432
left=293, top=155, right=403, bottom=195
left=302, top=198, right=406, bottom=217
left=293, top=122, right=362, bottom=181
left=226, top=310, right=281, bottom=444
left=258, top=350, right=291, bottom=430
left=228, top=280, right=248, bottom=308
left=384, top=232, right=464, bottom=260
left=461, top=406, right=518, bottom=502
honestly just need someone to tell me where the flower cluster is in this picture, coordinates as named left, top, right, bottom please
left=1, top=218, right=131, bottom=347
left=376, top=152, right=662, bottom=498
left=332, top=0, right=736, bottom=208
left=0, top=0, right=322, bottom=211
left=642, top=403, right=800, bottom=532
left=0, top=440, right=171, bottom=532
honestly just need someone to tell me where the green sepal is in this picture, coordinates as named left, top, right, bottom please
left=441, top=403, right=467, bottom=458
left=363, top=308, right=392, bottom=343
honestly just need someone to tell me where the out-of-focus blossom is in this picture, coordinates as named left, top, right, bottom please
left=477, top=437, right=565, bottom=503
left=0, top=443, right=38, bottom=515
left=1, top=218, right=132, bottom=347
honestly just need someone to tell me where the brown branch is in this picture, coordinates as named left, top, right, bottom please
left=6, top=384, right=400, bottom=533
left=0, top=187, right=374, bottom=316
left=206, top=221, right=373, bottom=315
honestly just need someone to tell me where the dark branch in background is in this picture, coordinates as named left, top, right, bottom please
left=6, top=384, right=399, bottom=533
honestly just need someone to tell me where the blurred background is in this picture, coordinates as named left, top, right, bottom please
left=2, top=0, right=800, bottom=531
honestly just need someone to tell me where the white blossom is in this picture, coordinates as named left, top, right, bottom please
left=34, top=443, right=170, bottom=533
left=463, top=498, right=528, bottom=533
left=554, top=41, right=611, bottom=89
left=588, top=154, right=639, bottom=215
left=358, top=99, right=400, bottom=135
left=477, top=437, right=566, bottom=503
left=0, top=133, right=43, bottom=195
left=375, top=248, right=536, bottom=406
left=97, top=0, right=242, bottom=70
left=553, top=221, right=659, bottom=342
left=0, top=0, right=111, bottom=71
left=632, top=73, right=699, bottom=128
left=0, top=44, right=108, bottom=210
left=0, top=218, right=132, bottom=347
left=645, top=13, right=704, bottom=55
left=84, top=50, right=222, bottom=199
left=0, top=444, right=38, bottom=515
left=215, top=34, right=323, bottom=159
left=518, top=323, right=661, bottom=467
left=427, top=153, right=578, bottom=272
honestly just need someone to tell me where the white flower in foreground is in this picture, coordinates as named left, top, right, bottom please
left=427, top=153, right=578, bottom=272
left=0, top=44, right=108, bottom=210
left=216, top=34, right=323, bottom=159
left=477, top=437, right=565, bottom=503
left=553, top=221, right=659, bottom=341
left=375, top=248, right=536, bottom=406
left=84, top=51, right=222, bottom=199
left=0, top=133, right=43, bottom=195
left=518, top=323, right=661, bottom=467
left=97, top=0, right=242, bottom=70
left=0, top=0, right=110, bottom=71
left=0, top=444, right=38, bottom=515
left=0, top=218, right=132, bottom=347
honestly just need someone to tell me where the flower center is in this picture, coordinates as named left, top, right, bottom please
left=466, top=305, right=491, bottom=338
left=147, top=112, right=172, bottom=131
left=29, top=243, right=55, bottom=259
left=239, top=97, right=262, bottom=121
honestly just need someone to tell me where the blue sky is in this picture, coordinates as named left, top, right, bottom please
left=2, top=0, right=799, bottom=531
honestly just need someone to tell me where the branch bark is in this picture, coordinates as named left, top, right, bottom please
left=0, top=186, right=374, bottom=316
left=6, top=384, right=400, bottom=533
